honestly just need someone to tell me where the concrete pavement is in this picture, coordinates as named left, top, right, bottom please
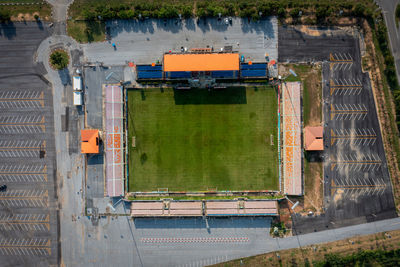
left=83, top=17, right=278, bottom=66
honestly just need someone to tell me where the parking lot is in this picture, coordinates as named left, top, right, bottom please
left=83, top=17, right=278, bottom=65
left=278, top=26, right=396, bottom=234
left=0, top=22, right=58, bottom=265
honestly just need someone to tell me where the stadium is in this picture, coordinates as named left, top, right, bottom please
left=83, top=47, right=303, bottom=217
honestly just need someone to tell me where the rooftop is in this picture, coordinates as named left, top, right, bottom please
left=163, top=53, right=240, bottom=72
left=304, top=126, right=324, bottom=151
left=81, top=129, right=99, bottom=154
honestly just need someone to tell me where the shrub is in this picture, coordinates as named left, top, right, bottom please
left=353, top=3, right=365, bottom=17
left=277, top=7, right=286, bottom=18
left=0, top=9, right=11, bottom=22
left=119, top=10, right=135, bottom=19
left=50, top=50, right=69, bottom=70
left=290, top=8, right=301, bottom=18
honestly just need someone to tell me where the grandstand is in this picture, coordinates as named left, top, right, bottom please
left=282, top=82, right=302, bottom=196
left=131, top=200, right=278, bottom=217
left=135, top=51, right=271, bottom=82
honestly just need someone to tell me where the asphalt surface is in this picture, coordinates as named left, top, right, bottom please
left=278, top=25, right=358, bottom=63
left=83, top=17, right=278, bottom=65
left=376, top=0, right=400, bottom=86
left=0, top=22, right=58, bottom=266
left=278, top=25, right=397, bottom=234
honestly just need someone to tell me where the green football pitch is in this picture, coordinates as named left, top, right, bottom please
left=127, top=86, right=278, bottom=192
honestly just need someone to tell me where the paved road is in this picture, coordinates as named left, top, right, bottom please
left=376, top=0, right=400, bottom=86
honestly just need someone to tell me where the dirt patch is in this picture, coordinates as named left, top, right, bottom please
left=11, top=12, right=50, bottom=22
left=303, top=67, right=322, bottom=126
left=214, top=228, right=400, bottom=267
left=361, top=19, right=400, bottom=210
left=303, top=160, right=323, bottom=214
left=297, top=25, right=323, bottom=36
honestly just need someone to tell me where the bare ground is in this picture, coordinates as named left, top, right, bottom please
left=212, top=228, right=400, bottom=267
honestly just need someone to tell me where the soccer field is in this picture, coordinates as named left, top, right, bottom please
left=127, top=87, right=278, bottom=192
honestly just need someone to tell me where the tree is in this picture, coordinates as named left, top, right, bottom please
left=290, top=8, right=301, bottom=18
left=353, top=3, right=365, bottom=17
left=119, top=10, right=134, bottom=20
left=0, top=9, right=11, bottom=22
left=82, top=9, right=96, bottom=21
left=277, top=7, right=286, bottom=18
left=50, top=50, right=69, bottom=70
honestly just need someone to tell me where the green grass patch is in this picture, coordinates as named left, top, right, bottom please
left=396, top=4, right=400, bottom=28
left=128, top=87, right=278, bottom=192
left=67, top=20, right=105, bottom=43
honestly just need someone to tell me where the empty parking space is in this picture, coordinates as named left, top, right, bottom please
left=0, top=238, right=51, bottom=256
left=0, top=214, right=50, bottom=232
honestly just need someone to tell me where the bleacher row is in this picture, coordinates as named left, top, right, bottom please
left=282, top=82, right=302, bottom=196
left=135, top=64, right=267, bottom=80
left=131, top=200, right=278, bottom=217
left=136, top=64, right=163, bottom=79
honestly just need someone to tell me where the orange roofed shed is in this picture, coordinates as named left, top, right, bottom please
left=81, top=129, right=99, bottom=154
left=304, top=126, right=324, bottom=151
left=163, top=53, right=239, bottom=72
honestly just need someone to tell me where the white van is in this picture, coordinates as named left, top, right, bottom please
left=73, top=91, right=83, bottom=106
left=73, top=76, right=82, bottom=91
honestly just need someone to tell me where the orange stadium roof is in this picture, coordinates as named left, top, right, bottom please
left=163, top=53, right=239, bottom=72
left=81, top=129, right=99, bottom=154
left=304, top=126, right=324, bottom=151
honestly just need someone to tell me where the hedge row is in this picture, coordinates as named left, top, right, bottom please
left=72, top=1, right=375, bottom=21
left=314, top=249, right=400, bottom=266
left=374, top=19, right=400, bottom=128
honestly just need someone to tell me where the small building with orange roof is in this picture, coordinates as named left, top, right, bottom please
left=304, top=126, right=324, bottom=151
left=81, top=129, right=99, bottom=154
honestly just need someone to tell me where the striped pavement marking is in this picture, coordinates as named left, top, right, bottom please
left=329, top=52, right=353, bottom=62
left=0, top=124, right=45, bottom=134
left=330, top=154, right=381, bottom=171
left=0, top=140, right=46, bottom=158
left=0, top=190, right=48, bottom=208
left=0, top=164, right=46, bottom=173
left=0, top=214, right=50, bottom=231
left=331, top=178, right=387, bottom=198
left=330, top=129, right=377, bottom=146
left=0, top=100, right=44, bottom=109
left=0, top=150, right=43, bottom=158
left=0, top=164, right=47, bottom=182
left=0, top=238, right=51, bottom=256
left=0, top=115, right=44, bottom=125
left=0, top=91, right=43, bottom=100
left=141, top=237, right=249, bottom=243
left=0, top=140, right=45, bottom=149
left=330, top=103, right=368, bottom=120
